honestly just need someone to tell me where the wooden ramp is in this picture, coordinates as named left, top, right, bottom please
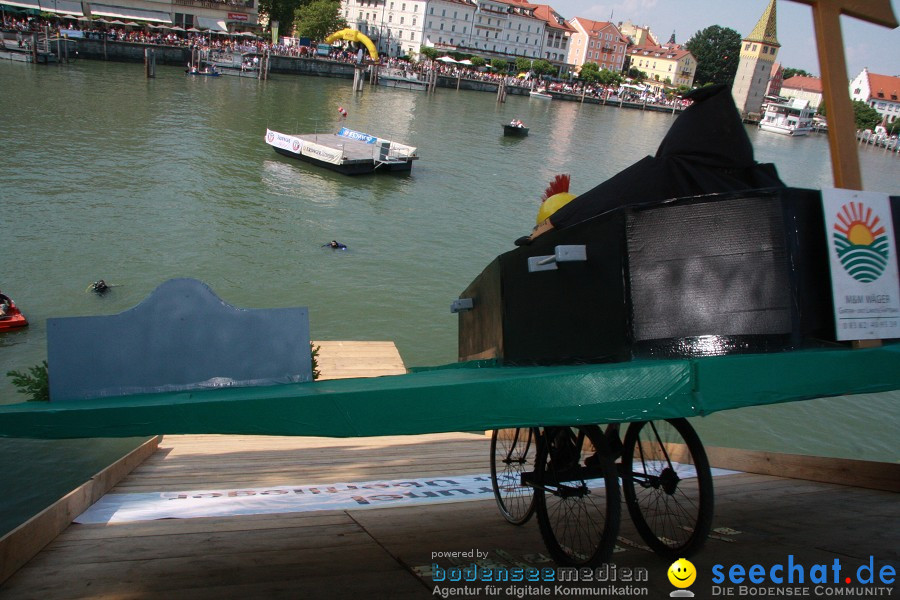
left=1, top=434, right=898, bottom=599
left=1, top=342, right=898, bottom=598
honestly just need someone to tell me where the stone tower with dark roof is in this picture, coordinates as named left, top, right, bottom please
left=731, top=0, right=780, bottom=118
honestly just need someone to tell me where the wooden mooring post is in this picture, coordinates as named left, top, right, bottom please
left=497, top=79, right=506, bottom=103
left=144, top=48, right=156, bottom=78
left=352, top=65, right=365, bottom=91
left=257, top=50, right=270, bottom=80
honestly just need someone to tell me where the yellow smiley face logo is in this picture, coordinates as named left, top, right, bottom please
left=668, top=558, right=697, bottom=588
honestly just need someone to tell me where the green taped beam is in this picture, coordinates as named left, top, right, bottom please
left=0, top=345, right=897, bottom=440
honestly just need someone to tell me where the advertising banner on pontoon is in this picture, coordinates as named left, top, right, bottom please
left=265, top=129, right=300, bottom=153
left=300, top=141, right=343, bottom=165
left=822, top=189, right=900, bottom=340
left=338, top=127, right=378, bottom=144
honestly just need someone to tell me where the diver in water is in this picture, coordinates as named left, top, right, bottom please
left=323, top=240, right=348, bottom=250
left=89, top=280, right=110, bottom=295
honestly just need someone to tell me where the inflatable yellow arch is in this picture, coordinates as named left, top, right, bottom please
left=324, top=29, right=378, bottom=60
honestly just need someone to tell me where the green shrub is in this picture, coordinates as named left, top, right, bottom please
left=7, top=361, right=50, bottom=402
left=310, top=343, right=321, bottom=380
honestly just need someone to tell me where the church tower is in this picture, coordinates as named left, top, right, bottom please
left=731, top=0, right=780, bottom=118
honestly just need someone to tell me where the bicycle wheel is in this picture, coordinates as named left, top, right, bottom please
left=533, top=426, right=621, bottom=566
left=490, top=428, right=538, bottom=525
left=621, top=418, right=714, bottom=559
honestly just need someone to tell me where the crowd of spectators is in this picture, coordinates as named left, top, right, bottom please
left=2, top=14, right=692, bottom=109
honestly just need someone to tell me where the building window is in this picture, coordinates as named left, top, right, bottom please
left=412, top=18, right=416, bottom=25
left=400, top=16, right=403, bottom=23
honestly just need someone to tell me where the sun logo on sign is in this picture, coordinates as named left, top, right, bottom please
left=833, top=201, right=889, bottom=283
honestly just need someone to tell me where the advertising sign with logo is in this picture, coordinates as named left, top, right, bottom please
left=264, top=129, right=300, bottom=153
left=338, top=127, right=378, bottom=144
left=227, top=12, right=248, bottom=21
left=300, top=142, right=344, bottom=165
left=822, top=189, right=900, bottom=340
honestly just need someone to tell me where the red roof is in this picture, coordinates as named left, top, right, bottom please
left=867, top=72, right=900, bottom=101
left=781, top=75, right=822, bottom=93
left=570, top=17, right=627, bottom=43
left=531, top=4, right=576, bottom=32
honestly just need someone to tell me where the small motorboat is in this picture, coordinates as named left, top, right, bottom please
left=0, top=295, right=28, bottom=332
left=529, top=89, right=553, bottom=100
left=186, top=65, right=221, bottom=77
left=503, top=122, right=529, bottom=137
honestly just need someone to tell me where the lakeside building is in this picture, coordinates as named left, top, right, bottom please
left=340, top=0, right=574, bottom=71
left=765, top=61, right=784, bottom=97
left=780, top=74, right=823, bottom=110
left=528, top=3, right=573, bottom=64
left=627, top=43, right=696, bottom=88
left=617, top=19, right=657, bottom=47
left=0, top=0, right=259, bottom=31
left=849, top=68, right=900, bottom=125
left=732, top=0, right=779, bottom=119
left=565, top=17, right=626, bottom=74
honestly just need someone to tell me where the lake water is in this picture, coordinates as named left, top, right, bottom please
left=1, top=58, right=898, bottom=513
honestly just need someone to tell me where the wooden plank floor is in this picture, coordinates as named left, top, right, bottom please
left=2, top=431, right=897, bottom=599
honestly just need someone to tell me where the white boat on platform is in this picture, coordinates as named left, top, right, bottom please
left=377, top=68, right=428, bottom=91
left=265, top=127, right=419, bottom=175
left=758, top=98, right=815, bottom=136
left=529, top=88, right=553, bottom=100
left=209, top=51, right=260, bottom=78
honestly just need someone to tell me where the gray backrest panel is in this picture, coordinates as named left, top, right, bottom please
left=47, top=279, right=311, bottom=401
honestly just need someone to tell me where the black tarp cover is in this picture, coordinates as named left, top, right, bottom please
left=549, top=84, right=786, bottom=230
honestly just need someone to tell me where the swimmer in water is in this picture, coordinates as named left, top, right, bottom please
left=323, top=240, right=348, bottom=250
left=88, top=280, right=110, bottom=294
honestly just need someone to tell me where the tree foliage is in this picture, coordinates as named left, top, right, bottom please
left=818, top=99, right=884, bottom=131
left=782, top=67, right=813, bottom=79
left=419, top=46, right=438, bottom=61
left=578, top=62, right=601, bottom=84
left=260, top=0, right=304, bottom=37
left=469, top=56, right=485, bottom=68
left=531, top=59, right=554, bottom=77
left=626, top=67, right=647, bottom=82
left=852, top=100, right=882, bottom=130
left=490, top=58, right=507, bottom=73
left=515, top=57, right=532, bottom=73
left=293, top=0, right=346, bottom=42
left=685, top=25, right=741, bottom=87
